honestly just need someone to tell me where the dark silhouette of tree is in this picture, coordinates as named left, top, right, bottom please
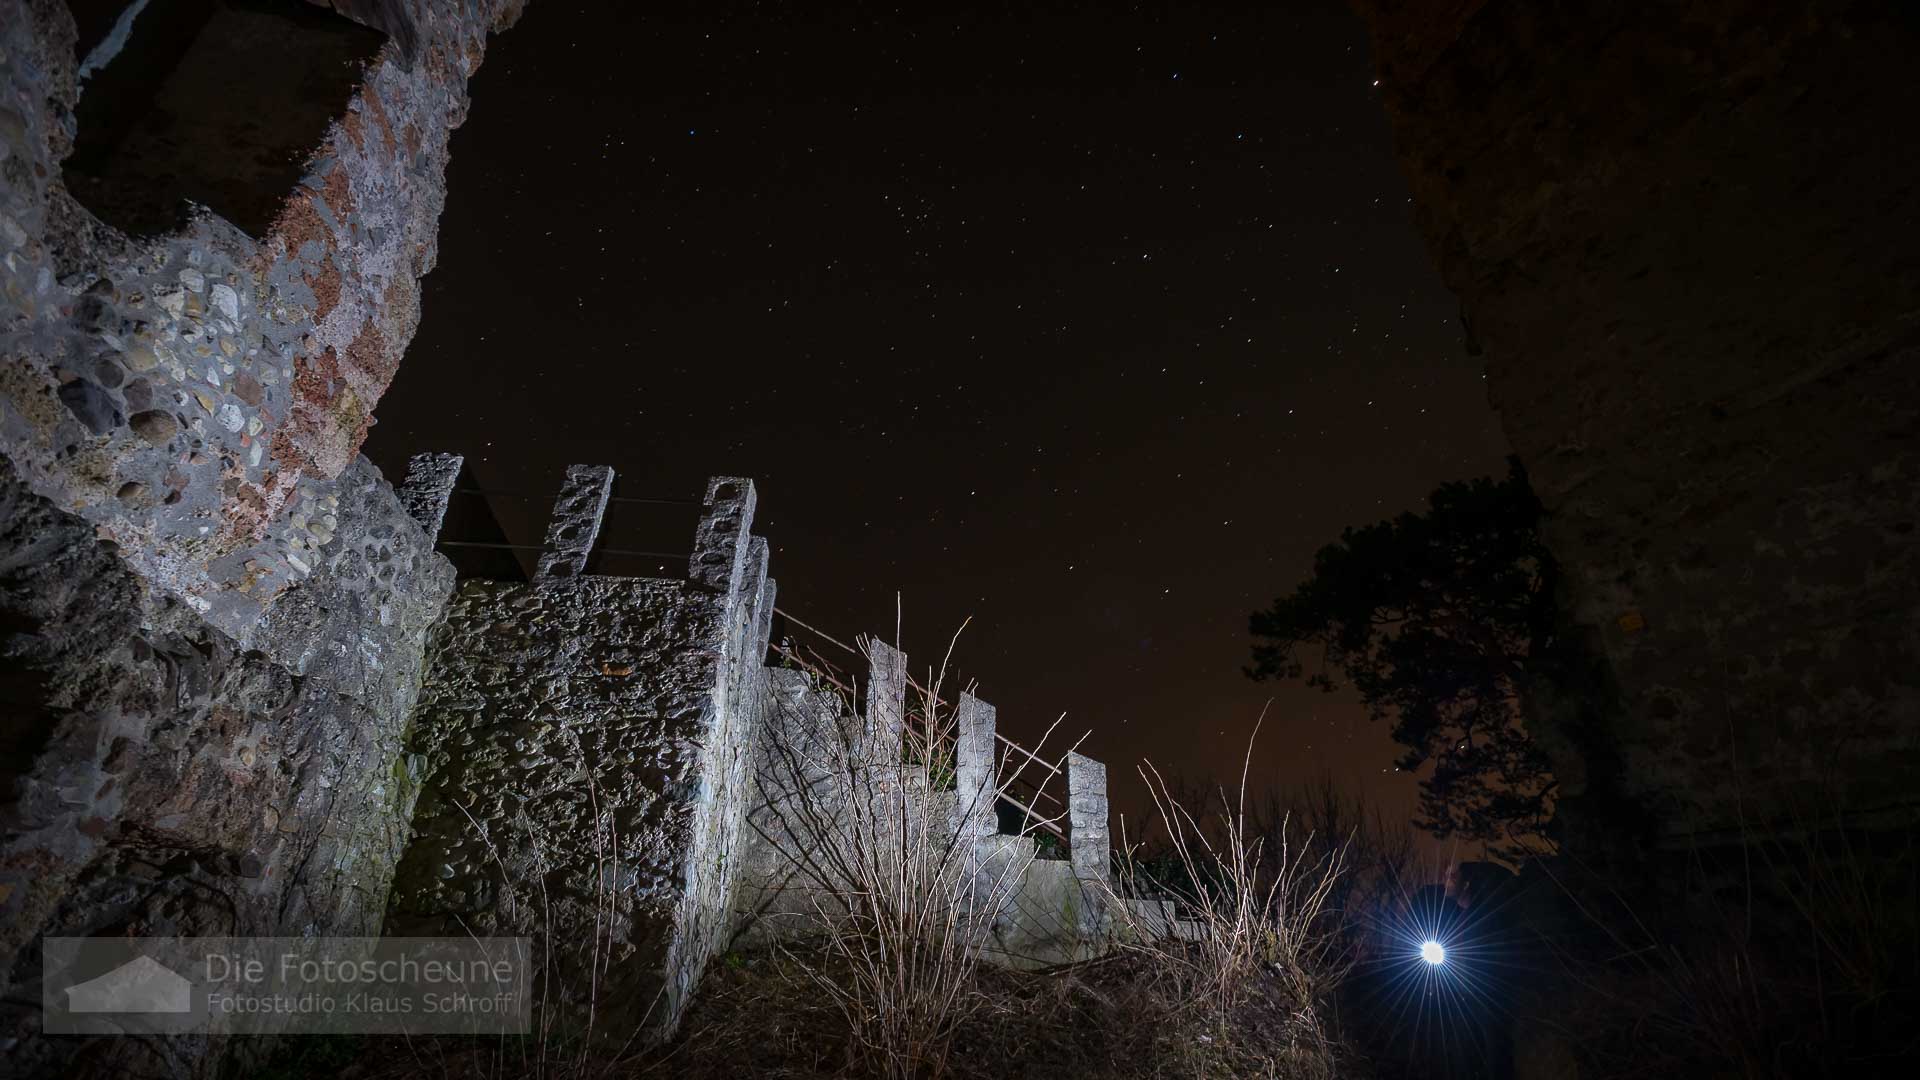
left=1247, top=458, right=1561, bottom=859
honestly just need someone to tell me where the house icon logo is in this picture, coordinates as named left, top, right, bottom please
left=63, top=955, right=194, bottom=1014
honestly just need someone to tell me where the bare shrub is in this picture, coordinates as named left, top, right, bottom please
left=1103, top=711, right=1349, bottom=1074
left=1251, top=771, right=1419, bottom=974
left=293, top=697, right=1363, bottom=1080
left=743, top=622, right=1065, bottom=1078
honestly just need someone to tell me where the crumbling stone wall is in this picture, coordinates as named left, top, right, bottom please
left=732, top=661, right=953, bottom=944
left=2, top=3, right=520, bottom=1074
left=731, top=666, right=860, bottom=941
left=1352, top=0, right=1920, bottom=848
left=391, top=473, right=772, bottom=1040
left=0, top=452, right=453, bottom=1077
left=389, top=460, right=1122, bottom=1029
left=671, top=520, right=774, bottom=1012
left=735, top=645, right=1114, bottom=970
left=2, top=0, right=522, bottom=640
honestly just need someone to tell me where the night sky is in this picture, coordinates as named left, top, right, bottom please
left=364, top=1, right=1511, bottom=830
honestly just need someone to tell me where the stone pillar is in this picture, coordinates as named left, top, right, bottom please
left=725, top=536, right=772, bottom=722
left=691, top=478, right=762, bottom=773
left=398, top=452, right=462, bottom=544
left=740, top=536, right=778, bottom=680
left=1067, top=752, right=1110, bottom=936
left=748, top=570, right=778, bottom=666
left=865, top=640, right=907, bottom=765
left=651, top=480, right=764, bottom=1041
left=954, top=692, right=998, bottom=843
left=535, top=464, right=614, bottom=580
left=689, top=476, right=757, bottom=598
left=737, top=536, right=772, bottom=649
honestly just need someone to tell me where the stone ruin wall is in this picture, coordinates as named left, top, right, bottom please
left=389, top=462, right=1122, bottom=1033
left=735, top=640, right=1115, bottom=970
left=1352, top=0, right=1920, bottom=852
left=0, top=2, right=1127, bottom=1056
left=3, top=0, right=522, bottom=637
left=389, top=471, right=774, bottom=1040
left=0, top=453, right=452, bottom=1075
left=673, top=483, right=776, bottom=1017
left=0, top=2, right=521, bottom=1073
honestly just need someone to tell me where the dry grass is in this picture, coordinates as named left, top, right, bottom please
left=310, top=945, right=1358, bottom=1080
left=653, top=942, right=1355, bottom=1080
left=269, top=660, right=1364, bottom=1080
left=1095, top=711, right=1350, bottom=1078
left=739, top=620, right=1069, bottom=1078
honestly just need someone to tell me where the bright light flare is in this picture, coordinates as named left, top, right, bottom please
left=1420, top=939, right=1446, bottom=966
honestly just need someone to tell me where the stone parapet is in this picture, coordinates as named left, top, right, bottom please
left=1067, top=751, right=1110, bottom=936
left=534, top=464, right=613, bottom=580
left=954, top=692, right=999, bottom=845
left=398, top=451, right=463, bottom=544
left=864, top=639, right=908, bottom=767
left=392, top=470, right=773, bottom=1041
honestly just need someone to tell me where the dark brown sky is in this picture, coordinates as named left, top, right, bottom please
left=365, top=0, right=1512, bottom=832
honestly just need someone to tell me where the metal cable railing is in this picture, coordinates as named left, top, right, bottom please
left=433, top=485, right=702, bottom=571
left=436, top=539, right=691, bottom=560
left=454, top=487, right=701, bottom=507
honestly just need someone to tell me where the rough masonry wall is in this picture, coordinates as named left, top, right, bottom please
left=391, top=577, right=718, bottom=1029
left=735, top=658, right=1110, bottom=970
left=390, top=472, right=770, bottom=1040
left=2, top=4, right=518, bottom=1072
left=2, top=0, right=521, bottom=644
left=665, top=530, right=772, bottom=1017
left=734, top=666, right=869, bottom=940
left=1066, top=752, right=1109, bottom=935
left=1352, top=0, right=1920, bottom=845
left=0, top=451, right=453, bottom=1078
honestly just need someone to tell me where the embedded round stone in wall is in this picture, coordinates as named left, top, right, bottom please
left=122, top=343, right=159, bottom=372
left=57, top=379, right=122, bottom=435
left=93, top=355, right=125, bottom=389
left=129, top=409, right=179, bottom=445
